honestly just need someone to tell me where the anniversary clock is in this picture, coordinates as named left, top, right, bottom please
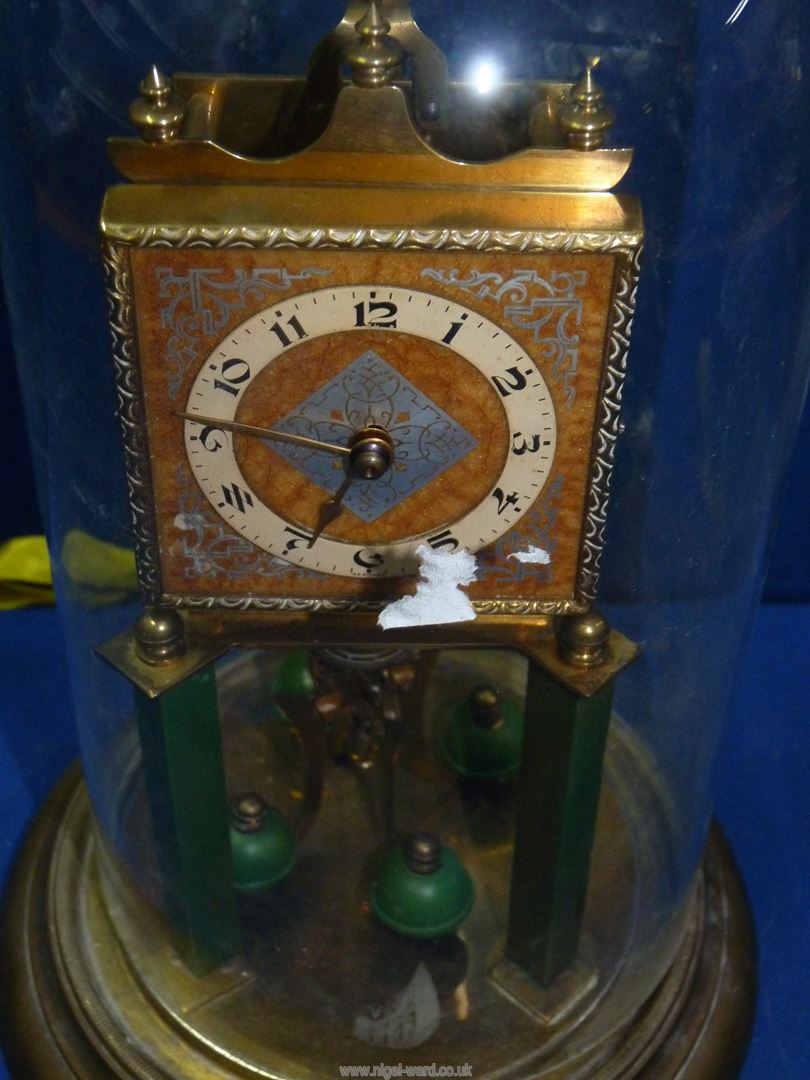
left=1, top=3, right=766, bottom=1079
left=103, top=41, right=636, bottom=614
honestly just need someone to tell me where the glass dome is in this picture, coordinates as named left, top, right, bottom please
left=1, top=1, right=807, bottom=1077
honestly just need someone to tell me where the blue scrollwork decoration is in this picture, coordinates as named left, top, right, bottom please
left=271, top=349, right=478, bottom=523
left=478, top=472, right=564, bottom=586
left=158, top=266, right=332, bottom=399
left=421, top=268, right=586, bottom=408
left=173, top=465, right=312, bottom=582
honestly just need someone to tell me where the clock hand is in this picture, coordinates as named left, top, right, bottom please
left=308, top=471, right=356, bottom=547
left=177, top=412, right=351, bottom=457
left=308, top=425, right=396, bottom=547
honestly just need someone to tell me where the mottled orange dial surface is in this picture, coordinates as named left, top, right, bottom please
left=234, top=329, right=509, bottom=546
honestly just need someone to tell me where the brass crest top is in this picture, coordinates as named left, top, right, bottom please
left=117, top=0, right=631, bottom=193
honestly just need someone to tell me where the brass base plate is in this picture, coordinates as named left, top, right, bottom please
left=1, top=763, right=754, bottom=1080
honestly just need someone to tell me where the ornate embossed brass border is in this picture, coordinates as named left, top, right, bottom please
left=102, top=225, right=641, bottom=615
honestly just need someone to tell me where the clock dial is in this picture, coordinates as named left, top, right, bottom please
left=124, top=242, right=623, bottom=611
left=182, top=286, right=557, bottom=578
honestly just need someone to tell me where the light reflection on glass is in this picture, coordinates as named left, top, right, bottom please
left=469, top=58, right=500, bottom=95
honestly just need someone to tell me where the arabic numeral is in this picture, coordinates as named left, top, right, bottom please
left=511, top=432, right=543, bottom=455
left=427, top=529, right=459, bottom=552
left=492, top=487, right=521, bottom=515
left=198, top=425, right=224, bottom=452
left=218, top=483, right=253, bottom=514
left=283, top=526, right=315, bottom=554
left=491, top=366, right=529, bottom=398
left=353, top=548, right=385, bottom=569
left=213, top=357, right=251, bottom=397
left=354, top=296, right=398, bottom=328
left=269, top=314, right=308, bottom=348
left=441, top=312, right=468, bottom=345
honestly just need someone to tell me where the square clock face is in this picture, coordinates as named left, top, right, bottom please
left=105, top=235, right=638, bottom=615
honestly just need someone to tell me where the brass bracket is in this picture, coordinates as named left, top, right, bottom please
left=96, top=630, right=227, bottom=699
left=97, top=609, right=638, bottom=699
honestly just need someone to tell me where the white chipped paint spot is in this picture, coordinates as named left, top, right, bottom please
left=508, top=545, right=551, bottom=565
left=378, top=545, right=477, bottom=629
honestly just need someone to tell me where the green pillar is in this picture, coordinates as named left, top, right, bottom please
left=506, top=663, right=613, bottom=987
left=135, top=664, right=241, bottom=971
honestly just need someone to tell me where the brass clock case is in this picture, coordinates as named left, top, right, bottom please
left=100, top=21, right=642, bottom=621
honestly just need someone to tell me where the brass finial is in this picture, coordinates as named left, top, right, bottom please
left=231, top=792, right=269, bottom=834
left=133, top=606, right=186, bottom=664
left=468, top=685, right=503, bottom=730
left=128, top=65, right=186, bottom=143
left=558, top=58, right=616, bottom=151
left=557, top=610, right=611, bottom=668
left=405, top=832, right=441, bottom=875
left=344, top=1, right=405, bottom=89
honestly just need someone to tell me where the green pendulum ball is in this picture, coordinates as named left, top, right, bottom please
left=371, top=832, right=475, bottom=939
left=270, top=649, right=315, bottom=699
left=441, top=685, right=524, bottom=781
left=230, top=793, right=297, bottom=896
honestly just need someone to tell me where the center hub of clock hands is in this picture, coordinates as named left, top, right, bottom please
left=308, top=425, right=395, bottom=546
left=346, top=425, right=395, bottom=481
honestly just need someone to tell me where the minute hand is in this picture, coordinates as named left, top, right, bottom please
left=178, top=412, right=351, bottom=457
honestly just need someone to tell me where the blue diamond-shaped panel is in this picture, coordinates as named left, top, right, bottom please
left=269, top=349, right=478, bottom=523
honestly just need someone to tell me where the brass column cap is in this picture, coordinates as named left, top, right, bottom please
left=556, top=610, right=611, bottom=668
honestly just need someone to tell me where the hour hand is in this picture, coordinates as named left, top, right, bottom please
left=308, top=472, right=355, bottom=547
left=308, top=426, right=395, bottom=546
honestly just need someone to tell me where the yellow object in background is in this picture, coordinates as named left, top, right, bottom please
left=0, top=535, right=55, bottom=609
left=0, top=531, right=139, bottom=610
left=60, top=529, right=138, bottom=593
left=60, top=530, right=139, bottom=608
